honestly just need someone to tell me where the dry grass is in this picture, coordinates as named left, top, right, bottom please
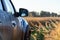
left=24, top=17, right=60, bottom=40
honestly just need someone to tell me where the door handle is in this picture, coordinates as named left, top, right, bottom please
left=12, top=21, right=17, bottom=27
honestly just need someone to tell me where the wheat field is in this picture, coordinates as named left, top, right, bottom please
left=24, top=17, right=60, bottom=40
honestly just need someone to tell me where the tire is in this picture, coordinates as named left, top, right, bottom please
left=0, top=34, right=2, bottom=40
left=24, top=25, right=31, bottom=40
left=0, top=36, right=2, bottom=40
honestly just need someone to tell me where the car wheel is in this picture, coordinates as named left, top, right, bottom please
left=24, top=26, right=31, bottom=40
left=0, top=36, right=2, bottom=40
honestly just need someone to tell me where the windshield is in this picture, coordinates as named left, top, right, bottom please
left=3, top=0, right=14, bottom=14
left=0, top=0, right=3, bottom=10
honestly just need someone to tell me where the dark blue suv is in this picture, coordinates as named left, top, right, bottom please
left=0, top=0, right=30, bottom=40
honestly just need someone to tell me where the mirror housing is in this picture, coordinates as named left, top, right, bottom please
left=14, top=12, right=20, bottom=17
left=19, top=8, right=28, bottom=17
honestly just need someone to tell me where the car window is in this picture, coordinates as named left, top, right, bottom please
left=0, top=0, right=3, bottom=10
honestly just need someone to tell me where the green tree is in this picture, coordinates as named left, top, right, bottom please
left=40, top=11, right=51, bottom=17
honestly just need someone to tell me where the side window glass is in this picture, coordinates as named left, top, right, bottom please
left=0, top=0, right=3, bottom=10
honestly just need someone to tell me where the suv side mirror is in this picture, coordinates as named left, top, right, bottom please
left=19, top=8, right=28, bottom=17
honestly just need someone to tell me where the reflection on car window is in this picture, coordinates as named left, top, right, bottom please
left=21, top=13, right=26, bottom=16
left=4, top=0, right=14, bottom=14
left=0, top=0, right=3, bottom=10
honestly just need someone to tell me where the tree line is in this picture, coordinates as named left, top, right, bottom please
left=28, top=11, right=60, bottom=17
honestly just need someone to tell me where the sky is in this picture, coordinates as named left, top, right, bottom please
left=12, top=0, right=60, bottom=14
